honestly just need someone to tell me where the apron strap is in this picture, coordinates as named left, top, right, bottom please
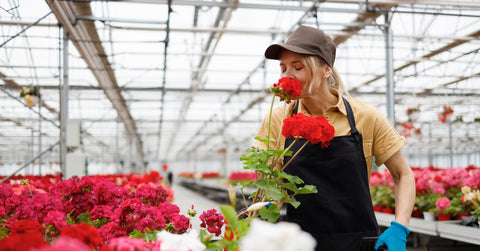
left=342, top=97, right=359, bottom=135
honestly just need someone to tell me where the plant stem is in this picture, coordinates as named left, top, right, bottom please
left=282, top=140, right=310, bottom=171
left=266, top=95, right=276, bottom=151
left=274, top=102, right=288, bottom=150
left=273, top=136, right=298, bottom=164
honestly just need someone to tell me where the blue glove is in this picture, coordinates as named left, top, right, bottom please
left=375, top=221, right=410, bottom=251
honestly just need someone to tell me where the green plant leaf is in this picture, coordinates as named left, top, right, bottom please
left=296, top=185, right=318, bottom=194
left=220, top=205, right=238, bottom=228
left=276, top=169, right=303, bottom=184
left=129, top=229, right=143, bottom=238
left=264, top=186, right=284, bottom=201
left=259, top=203, right=280, bottom=223
left=290, top=200, right=301, bottom=208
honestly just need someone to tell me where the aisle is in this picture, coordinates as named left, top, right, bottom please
left=170, top=182, right=223, bottom=230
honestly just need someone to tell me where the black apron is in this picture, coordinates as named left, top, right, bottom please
left=283, top=97, right=379, bottom=251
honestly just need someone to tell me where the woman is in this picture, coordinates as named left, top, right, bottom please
left=254, top=25, right=415, bottom=251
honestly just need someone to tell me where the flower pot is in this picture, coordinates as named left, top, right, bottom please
left=423, top=211, right=435, bottom=221
left=437, top=213, right=451, bottom=221
left=25, top=95, right=39, bottom=107
left=455, top=213, right=469, bottom=220
left=373, top=206, right=383, bottom=212
left=412, top=209, right=422, bottom=218
left=382, top=207, right=395, bottom=214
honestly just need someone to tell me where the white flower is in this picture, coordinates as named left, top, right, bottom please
left=464, top=192, right=476, bottom=202
left=156, top=229, right=205, bottom=251
left=239, top=219, right=316, bottom=251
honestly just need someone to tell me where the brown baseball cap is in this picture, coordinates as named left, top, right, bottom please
left=264, top=25, right=336, bottom=67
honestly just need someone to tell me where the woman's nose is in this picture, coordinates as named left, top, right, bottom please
left=281, top=68, right=294, bottom=78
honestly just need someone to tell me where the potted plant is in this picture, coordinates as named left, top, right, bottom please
left=416, top=193, right=438, bottom=221
left=437, top=105, right=453, bottom=123
left=19, top=85, right=41, bottom=107
left=374, top=185, right=395, bottom=214
left=406, top=106, right=420, bottom=122
left=435, top=196, right=456, bottom=221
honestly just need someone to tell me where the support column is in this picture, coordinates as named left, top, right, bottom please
left=60, top=27, right=69, bottom=179
left=38, top=93, right=42, bottom=175
left=448, top=116, right=453, bottom=167
left=384, top=12, right=395, bottom=125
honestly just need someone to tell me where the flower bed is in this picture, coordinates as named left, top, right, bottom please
left=370, top=165, right=480, bottom=222
left=228, top=171, right=257, bottom=182
left=0, top=172, right=219, bottom=250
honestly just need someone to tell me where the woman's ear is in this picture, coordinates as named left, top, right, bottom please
left=324, top=66, right=332, bottom=79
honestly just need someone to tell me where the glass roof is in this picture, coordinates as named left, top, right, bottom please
left=1, top=0, right=479, bottom=174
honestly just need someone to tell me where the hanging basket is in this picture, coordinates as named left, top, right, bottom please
left=24, top=95, right=40, bottom=107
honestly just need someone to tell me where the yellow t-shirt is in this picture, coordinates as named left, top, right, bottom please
left=253, top=89, right=406, bottom=178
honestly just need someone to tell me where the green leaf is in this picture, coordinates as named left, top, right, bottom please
left=290, top=200, right=301, bottom=208
left=296, top=185, right=318, bottom=194
left=76, top=211, right=96, bottom=226
left=258, top=204, right=280, bottom=223
left=129, top=229, right=143, bottom=238
left=276, top=170, right=303, bottom=184
left=220, top=205, right=238, bottom=228
left=263, top=186, right=284, bottom=201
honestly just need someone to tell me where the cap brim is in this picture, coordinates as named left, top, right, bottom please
left=264, top=43, right=316, bottom=60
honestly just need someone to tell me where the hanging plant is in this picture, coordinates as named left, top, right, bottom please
left=452, top=115, right=463, bottom=123
left=437, top=105, right=453, bottom=123
left=406, top=106, right=421, bottom=122
left=400, top=122, right=421, bottom=138
left=20, top=85, right=42, bottom=107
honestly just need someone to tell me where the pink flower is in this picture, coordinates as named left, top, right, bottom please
left=170, top=214, right=190, bottom=233
left=134, top=184, right=168, bottom=206
left=34, top=236, right=90, bottom=251
left=435, top=197, right=451, bottom=211
left=98, top=222, right=128, bottom=243
left=90, top=205, right=114, bottom=221
left=199, top=209, right=224, bottom=236
left=44, top=210, right=67, bottom=231
left=107, top=236, right=146, bottom=251
left=0, top=205, right=6, bottom=217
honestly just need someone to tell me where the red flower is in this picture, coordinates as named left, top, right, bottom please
left=282, top=113, right=335, bottom=148
left=199, top=209, right=224, bottom=236
left=437, top=105, right=453, bottom=123
left=60, top=223, right=103, bottom=250
left=269, top=77, right=302, bottom=103
left=9, top=219, right=45, bottom=235
left=0, top=232, right=47, bottom=251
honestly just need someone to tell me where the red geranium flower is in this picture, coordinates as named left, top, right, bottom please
left=199, top=209, right=224, bottom=236
left=269, top=77, right=302, bottom=103
left=9, top=219, right=45, bottom=235
left=0, top=232, right=47, bottom=251
left=60, top=222, right=103, bottom=250
left=282, top=113, right=335, bottom=148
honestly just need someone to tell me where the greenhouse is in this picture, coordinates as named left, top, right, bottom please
left=0, top=1, right=479, bottom=250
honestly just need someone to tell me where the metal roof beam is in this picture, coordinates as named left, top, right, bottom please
left=45, top=0, right=145, bottom=164
left=352, top=29, right=480, bottom=92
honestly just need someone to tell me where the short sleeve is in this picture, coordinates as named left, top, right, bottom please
left=252, top=105, right=288, bottom=151
left=372, top=112, right=406, bottom=166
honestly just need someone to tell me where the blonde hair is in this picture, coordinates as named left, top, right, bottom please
left=302, top=55, right=350, bottom=97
